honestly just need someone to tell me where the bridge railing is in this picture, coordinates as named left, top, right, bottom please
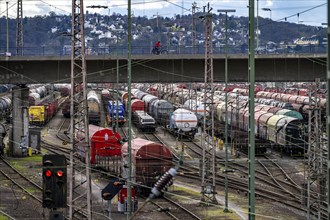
left=1, top=44, right=326, bottom=56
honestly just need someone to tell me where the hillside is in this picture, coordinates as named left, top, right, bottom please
left=0, top=11, right=326, bottom=55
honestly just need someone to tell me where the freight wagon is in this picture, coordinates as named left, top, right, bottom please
left=132, top=111, right=156, bottom=132
left=121, top=138, right=173, bottom=194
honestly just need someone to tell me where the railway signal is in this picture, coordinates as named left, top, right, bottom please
left=42, top=155, right=67, bottom=208
left=101, top=178, right=124, bottom=200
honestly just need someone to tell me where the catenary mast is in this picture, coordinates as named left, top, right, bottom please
left=68, top=0, right=92, bottom=219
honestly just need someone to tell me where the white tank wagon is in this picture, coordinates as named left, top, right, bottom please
left=183, top=99, right=210, bottom=123
left=87, top=90, right=101, bottom=125
left=168, top=108, right=198, bottom=140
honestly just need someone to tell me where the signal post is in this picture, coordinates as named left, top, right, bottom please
left=42, top=155, right=67, bottom=220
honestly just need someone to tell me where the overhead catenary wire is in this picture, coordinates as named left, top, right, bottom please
left=259, top=2, right=327, bottom=28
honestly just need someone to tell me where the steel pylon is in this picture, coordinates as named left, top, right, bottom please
left=306, top=79, right=326, bottom=219
left=200, top=3, right=217, bottom=205
left=68, top=1, right=92, bottom=219
left=16, top=0, right=23, bottom=55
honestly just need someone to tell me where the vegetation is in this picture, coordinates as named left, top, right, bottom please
left=0, top=12, right=326, bottom=54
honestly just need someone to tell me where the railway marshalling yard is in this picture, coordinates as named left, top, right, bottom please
left=0, top=84, right=324, bottom=220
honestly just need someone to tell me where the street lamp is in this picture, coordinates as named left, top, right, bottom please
left=256, top=0, right=260, bottom=49
left=153, top=12, right=160, bottom=40
left=112, top=28, right=124, bottom=132
left=5, top=1, right=10, bottom=57
left=262, top=8, right=272, bottom=52
left=261, top=8, right=271, bottom=21
left=217, top=8, right=236, bottom=214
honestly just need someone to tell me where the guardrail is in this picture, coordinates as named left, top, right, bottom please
left=0, top=44, right=327, bottom=57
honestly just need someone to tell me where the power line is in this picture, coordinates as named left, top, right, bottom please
left=259, top=2, right=326, bottom=28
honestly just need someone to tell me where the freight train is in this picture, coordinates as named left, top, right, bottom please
left=75, top=125, right=174, bottom=195
left=62, top=90, right=102, bottom=125
left=214, top=97, right=307, bottom=156
left=255, top=91, right=326, bottom=120
left=29, top=92, right=62, bottom=125
left=154, top=85, right=308, bottom=155
left=131, top=89, right=197, bottom=139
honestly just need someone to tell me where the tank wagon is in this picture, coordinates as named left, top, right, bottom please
left=53, top=84, right=71, bottom=97
left=0, top=85, right=13, bottom=93
left=169, top=108, right=198, bottom=140
left=132, top=89, right=199, bottom=139
left=87, top=90, right=101, bottom=125
left=183, top=99, right=209, bottom=123
left=29, top=85, right=50, bottom=106
left=151, top=99, right=174, bottom=126
left=0, top=96, right=11, bottom=119
left=62, top=90, right=101, bottom=126
left=121, top=138, right=173, bottom=194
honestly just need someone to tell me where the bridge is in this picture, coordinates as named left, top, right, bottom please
left=0, top=53, right=326, bottom=84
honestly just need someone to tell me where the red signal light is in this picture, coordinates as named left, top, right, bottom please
left=56, top=171, right=64, bottom=177
left=45, top=170, right=52, bottom=177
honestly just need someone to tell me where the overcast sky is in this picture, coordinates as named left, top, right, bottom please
left=0, top=0, right=327, bottom=26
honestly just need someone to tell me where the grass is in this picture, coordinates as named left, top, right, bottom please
left=0, top=215, right=9, bottom=220
left=199, top=208, right=241, bottom=220
left=170, top=185, right=200, bottom=197
left=168, top=185, right=243, bottom=220
left=20, top=155, right=42, bottom=163
left=25, top=187, right=39, bottom=194
left=8, top=154, right=43, bottom=172
left=9, top=161, right=26, bottom=172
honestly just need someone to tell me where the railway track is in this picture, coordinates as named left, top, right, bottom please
left=148, top=196, right=202, bottom=220
left=55, top=117, right=71, bottom=144
left=0, top=156, right=43, bottom=203
left=0, top=155, right=90, bottom=219
left=257, top=156, right=302, bottom=200
left=177, top=140, right=314, bottom=216
left=0, top=210, right=15, bottom=220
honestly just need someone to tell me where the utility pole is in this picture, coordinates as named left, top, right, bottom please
left=191, top=2, right=197, bottom=54
left=68, top=1, right=92, bottom=220
left=127, top=0, right=133, bottom=217
left=327, top=1, right=330, bottom=219
left=6, top=1, right=9, bottom=55
left=200, top=3, right=217, bottom=205
left=218, top=9, right=236, bottom=213
left=248, top=0, right=256, bottom=219
left=16, top=0, right=23, bottom=55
